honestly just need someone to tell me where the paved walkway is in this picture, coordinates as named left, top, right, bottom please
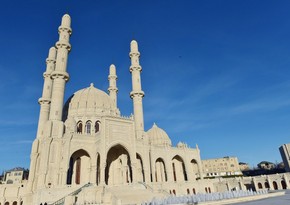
left=234, top=190, right=290, bottom=205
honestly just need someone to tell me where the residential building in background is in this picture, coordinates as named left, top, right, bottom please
left=202, top=157, right=242, bottom=177
left=4, top=167, right=29, bottom=184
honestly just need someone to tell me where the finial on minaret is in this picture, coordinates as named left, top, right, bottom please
left=129, top=40, right=145, bottom=138
left=108, top=64, right=118, bottom=108
left=130, top=40, right=139, bottom=53
left=61, top=14, right=71, bottom=27
left=48, top=47, right=57, bottom=60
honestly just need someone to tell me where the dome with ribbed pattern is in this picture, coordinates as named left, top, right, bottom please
left=147, top=123, right=172, bottom=146
left=66, top=83, right=119, bottom=117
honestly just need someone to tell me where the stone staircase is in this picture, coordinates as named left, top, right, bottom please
left=48, top=183, right=92, bottom=205
left=106, top=182, right=169, bottom=204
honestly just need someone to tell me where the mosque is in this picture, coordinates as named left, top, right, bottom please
left=0, top=14, right=290, bottom=205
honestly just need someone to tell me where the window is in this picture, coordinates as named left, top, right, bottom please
left=86, top=121, right=91, bottom=134
left=95, top=121, right=100, bottom=133
left=77, top=121, right=83, bottom=133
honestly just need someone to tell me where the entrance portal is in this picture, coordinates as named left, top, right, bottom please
left=67, top=149, right=90, bottom=185
left=105, top=145, right=132, bottom=185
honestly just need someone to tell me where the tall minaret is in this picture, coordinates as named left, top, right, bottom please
left=108, top=64, right=118, bottom=107
left=49, top=14, right=72, bottom=121
left=129, top=40, right=145, bottom=137
left=37, top=47, right=57, bottom=138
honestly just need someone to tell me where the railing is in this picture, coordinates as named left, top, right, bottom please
left=137, top=181, right=154, bottom=192
left=48, top=183, right=92, bottom=205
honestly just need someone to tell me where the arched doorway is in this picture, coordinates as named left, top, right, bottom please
left=257, top=182, right=262, bottom=189
left=265, top=182, right=270, bottom=189
left=155, top=158, right=167, bottom=182
left=191, top=159, right=199, bottom=179
left=172, top=155, right=187, bottom=182
left=105, top=145, right=132, bottom=185
left=281, top=180, right=287, bottom=189
left=136, top=154, right=145, bottom=182
left=273, top=181, right=278, bottom=190
left=96, top=153, right=100, bottom=185
left=67, top=149, right=91, bottom=185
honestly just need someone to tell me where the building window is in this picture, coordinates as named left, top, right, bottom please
left=77, top=121, right=83, bottom=133
left=95, top=121, right=100, bottom=133
left=86, top=121, right=91, bottom=134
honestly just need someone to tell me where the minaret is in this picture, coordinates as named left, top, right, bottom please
left=37, top=47, right=57, bottom=138
left=129, top=40, right=145, bottom=137
left=49, top=14, right=72, bottom=121
left=108, top=64, right=118, bottom=107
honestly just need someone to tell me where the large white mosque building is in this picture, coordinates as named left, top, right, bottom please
left=0, top=14, right=289, bottom=205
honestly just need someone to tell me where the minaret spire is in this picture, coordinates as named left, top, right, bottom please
left=108, top=64, right=118, bottom=108
left=49, top=14, right=72, bottom=121
left=129, top=40, right=145, bottom=138
left=36, top=47, right=57, bottom=138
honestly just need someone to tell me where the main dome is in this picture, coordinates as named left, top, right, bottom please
left=64, top=83, right=119, bottom=118
left=147, top=123, right=172, bottom=146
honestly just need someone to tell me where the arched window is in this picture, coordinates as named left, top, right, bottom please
left=187, top=188, right=190, bottom=194
left=77, top=121, right=83, bottom=133
left=86, top=121, right=91, bottom=134
left=192, top=188, right=196, bottom=194
left=95, top=121, right=100, bottom=133
left=265, top=182, right=270, bottom=189
left=205, top=187, right=208, bottom=193
left=258, top=182, right=262, bottom=189
left=4, top=202, right=9, bottom=205
left=12, top=202, right=17, bottom=205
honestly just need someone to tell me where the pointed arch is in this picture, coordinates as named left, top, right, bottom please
left=136, top=153, right=145, bottom=182
left=265, top=182, right=270, bottom=189
left=273, top=181, right=278, bottom=190
left=96, top=153, right=100, bottom=185
left=172, top=155, right=187, bottom=182
left=191, top=159, right=199, bottom=179
left=67, top=149, right=91, bottom=185
left=155, top=158, right=167, bottom=182
left=281, top=180, right=287, bottom=189
left=95, top=121, right=100, bottom=133
left=77, top=121, right=83, bottom=133
left=85, top=121, right=92, bottom=134
left=105, top=144, right=132, bottom=185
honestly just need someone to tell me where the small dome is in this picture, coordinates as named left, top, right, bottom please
left=65, top=83, right=119, bottom=118
left=147, top=123, right=172, bottom=146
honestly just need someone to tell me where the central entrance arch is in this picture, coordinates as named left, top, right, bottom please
left=105, top=144, right=132, bottom=185
left=67, top=149, right=91, bottom=185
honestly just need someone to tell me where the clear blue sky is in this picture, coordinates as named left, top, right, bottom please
left=0, top=0, right=290, bottom=172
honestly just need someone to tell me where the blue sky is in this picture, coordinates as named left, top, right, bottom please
left=1, top=0, right=290, bottom=172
